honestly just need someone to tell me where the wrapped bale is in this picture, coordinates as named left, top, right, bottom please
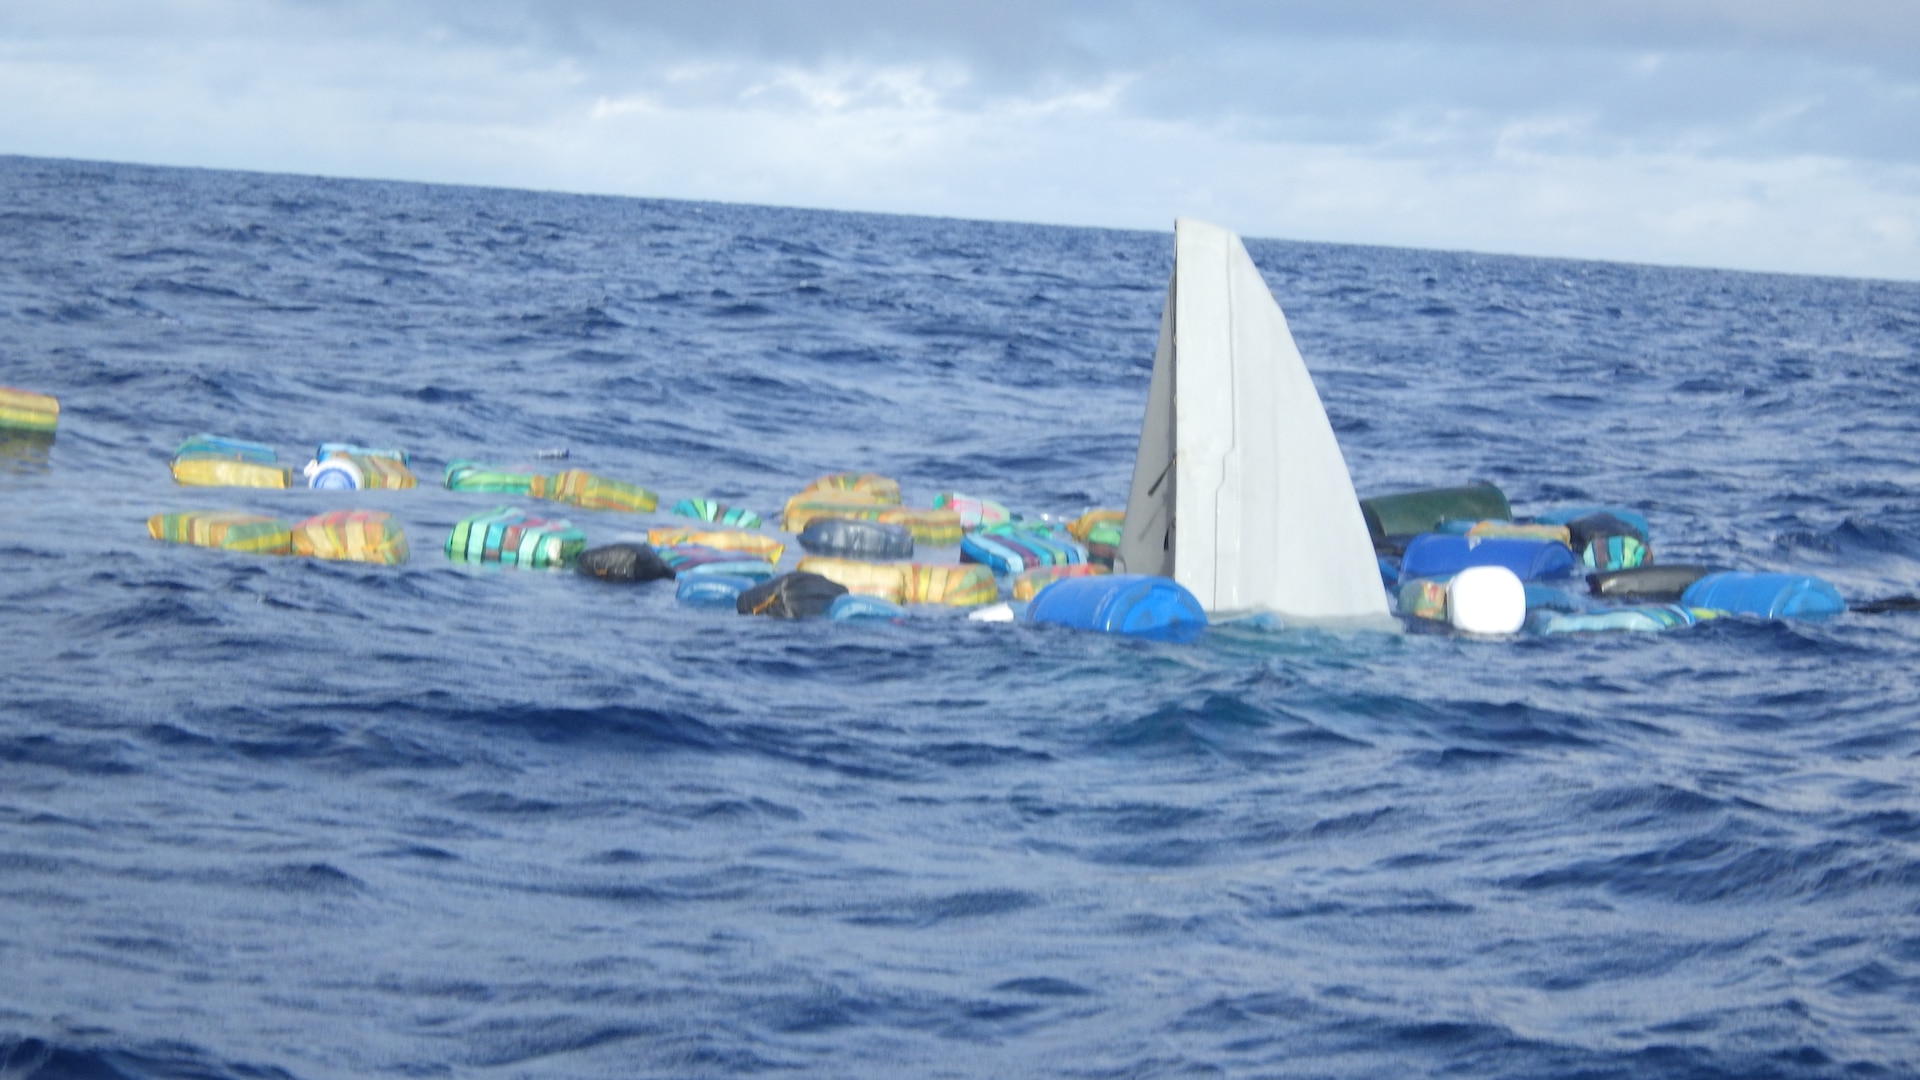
left=795, top=556, right=910, bottom=603
left=903, top=563, right=997, bottom=607
left=677, top=573, right=759, bottom=607
left=875, top=507, right=963, bottom=547
left=782, top=490, right=891, bottom=531
left=306, top=450, right=417, bottom=490
left=171, top=457, right=292, bottom=488
left=148, top=511, right=292, bottom=555
left=534, top=469, right=659, bottom=513
left=800, top=473, right=900, bottom=504
left=445, top=507, right=583, bottom=569
left=961, top=524, right=1089, bottom=575
left=576, top=543, right=672, bottom=583
left=798, top=518, right=913, bottom=560
left=646, top=528, right=783, bottom=563
left=0, top=387, right=59, bottom=433
left=289, top=510, right=409, bottom=565
left=1465, top=521, right=1572, bottom=545
left=1536, top=605, right=1707, bottom=634
left=828, top=594, right=907, bottom=621
left=171, top=434, right=290, bottom=488
left=657, top=545, right=776, bottom=580
left=1362, top=484, right=1511, bottom=545
left=445, top=460, right=548, bottom=495
left=933, top=492, right=1011, bottom=529
left=737, top=571, right=848, bottom=618
left=1011, top=563, right=1109, bottom=602
left=671, top=498, right=762, bottom=528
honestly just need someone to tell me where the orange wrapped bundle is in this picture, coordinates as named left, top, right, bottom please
left=290, top=510, right=410, bottom=565
left=800, top=472, right=900, bottom=504
left=903, top=563, right=997, bottom=607
left=875, top=507, right=963, bottom=547
left=646, top=527, right=784, bottom=563
left=795, top=556, right=909, bottom=602
left=1010, top=563, right=1109, bottom=602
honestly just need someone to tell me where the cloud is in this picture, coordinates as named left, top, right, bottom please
left=0, top=0, right=1915, bottom=278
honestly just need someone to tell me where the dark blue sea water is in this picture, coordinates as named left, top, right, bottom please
left=3, top=153, right=1920, bottom=1079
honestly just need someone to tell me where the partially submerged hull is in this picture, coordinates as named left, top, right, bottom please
left=1118, top=218, right=1391, bottom=626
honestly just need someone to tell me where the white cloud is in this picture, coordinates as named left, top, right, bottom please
left=0, top=0, right=1916, bottom=279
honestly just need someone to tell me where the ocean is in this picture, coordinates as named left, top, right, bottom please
left=2, top=153, right=1919, bottom=1079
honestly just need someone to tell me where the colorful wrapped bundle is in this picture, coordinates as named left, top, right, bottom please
left=1396, top=577, right=1451, bottom=622
left=656, top=545, right=776, bottom=580
left=647, top=528, right=783, bottom=563
left=316, top=443, right=408, bottom=465
left=800, top=473, right=901, bottom=504
left=444, top=506, right=583, bottom=568
left=933, top=492, right=1011, bottom=529
left=1011, top=563, right=1109, bottom=602
left=289, top=510, right=409, bottom=565
left=782, top=491, right=891, bottom=531
left=147, top=510, right=292, bottom=555
left=671, top=498, right=762, bottom=529
left=1067, top=509, right=1123, bottom=543
left=171, top=457, right=292, bottom=488
left=534, top=469, right=658, bottom=513
left=309, top=451, right=417, bottom=489
left=874, top=507, right=964, bottom=547
left=795, top=556, right=910, bottom=602
left=902, top=563, right=997, bottom=607
left=445, top=461, right=548, bottom=495
left=170, top=433, right=291, bottom=488
left=1580, top=534, right=1648, bottom=572
left=961, top=523, right=1089, bottom=575
left=175, top=434, right=276, bottom=464
left=0, top=387, right=59, bottom=433
left=1466, top=521, right=1572, bottom=545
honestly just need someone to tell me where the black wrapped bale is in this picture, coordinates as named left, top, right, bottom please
left=737, top=571, right=848, bottom=618
left=577, top=543, right=673, bottom=583
left=797, top=518, right=914, bottom=560
left=1587, top=564, right=1712, bottom=602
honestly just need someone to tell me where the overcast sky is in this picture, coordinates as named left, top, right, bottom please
left=3, top=1, right=1917, bottom=279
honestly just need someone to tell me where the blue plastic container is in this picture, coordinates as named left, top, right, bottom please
left=1025, top=574, right=1207, bottom=643
left=1533, top=506, right=1651, bottom=539
left=1399, top=534, right=1576, bottom=582
left=1679, top=572, right=1846, bottom=620
left=827, top=594, right=907, bottom=621
left=675, top=573, right=758, bottom=607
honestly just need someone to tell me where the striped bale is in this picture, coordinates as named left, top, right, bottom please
left=933, top=492, right=1011, bottom=529
left=445, top=507, right=583, bottom=569
left=800, top=472, right=900, bottom=504
left=147, top=511, right=292, bottom=555
left=795, top=556, right=910, bottom=603
left=671, top=498, right=762, bottom=529
left=170, top=457, right=292, bottom=488
left=534, top=469, right=658, bottom=513
left=0, top=387, right=59, bottom=433
left=647, top=528, right=783, bottom=563
left=903, top=563, right=997, bottom=607
left=1011, top=563, right=1109, bottom=602
left=875, top=507, right=964, bottom=547
left=290, top=510, right=409, bottom=565
left=782, top=491, right=891, bottom=531
left=961, top=524, right=1089, bottom=575
left=445, top=461, right=548, bottom=495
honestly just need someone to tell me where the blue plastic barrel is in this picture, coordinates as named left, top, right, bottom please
left=1399, top=534, right=1576, bottom=582
left=675, top=573, right=758, bottom=607
left=1025, top=574, right=1207, bottom=643
left=1679, top=572, right=1846, bottom=620
left=827, top=594, right=907, bottom=621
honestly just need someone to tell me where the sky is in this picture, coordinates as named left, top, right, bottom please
left=2, top=1, right=1917, bottom=280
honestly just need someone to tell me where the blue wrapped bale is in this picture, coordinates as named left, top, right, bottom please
left=798, top=518, right=914, bottom=560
